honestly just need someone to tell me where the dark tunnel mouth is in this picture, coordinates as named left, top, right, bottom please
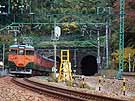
left=81, top=55, right=98, bottom=76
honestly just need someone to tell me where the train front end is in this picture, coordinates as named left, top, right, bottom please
left=8, top=44, right=35, bottom=75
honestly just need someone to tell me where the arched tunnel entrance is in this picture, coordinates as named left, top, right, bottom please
left=81, top=55, right=98, bottom=76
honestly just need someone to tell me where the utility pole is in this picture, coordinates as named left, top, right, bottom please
left=73, top=49, right=77, bottom=69
left=97, top=6, right=111, bottom=69
left=128, top=53, right=131, bottom=72
left=105, top=5, right=111, bottom=69
left=96, top=26, right=101, bottom=71
left=19, top=0, right=24, bottom=14
left=105, top=18, right=109, bottom=68
left=14, top=31, right=17, bottom=44
left=52, top=15, right=61, bottom=79
left=117, top=0, right=125, bottom=79
left=2, top=43, right=5, bottom=69
left=53, top=16, right=57, bottom=78
left=8, top=0, right=10, bottom=14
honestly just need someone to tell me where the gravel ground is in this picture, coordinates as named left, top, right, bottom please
left=29, top=76, right=135, bottom=101
left=85, top=76, right=135, bottom=97
left=0, top=76, right=61, bottom=101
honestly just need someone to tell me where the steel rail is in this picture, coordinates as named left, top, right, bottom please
left=12, top=77, right=130, bottom=101
left=12, top=78, right=87, bottom=101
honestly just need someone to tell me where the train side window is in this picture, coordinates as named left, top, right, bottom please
left=18, top=49, right=24, bottom=55
left=9, top=49, right=17, bottom=54
left=26, top=50, right=34, bottom=55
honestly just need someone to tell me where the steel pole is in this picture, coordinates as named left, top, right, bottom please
left=105, top=21, right=109, bottom=68
left=97, top=29, right=101, bottom=70
left=54, top=44, right=57, bottom=74
left=117, top=0, right=125, bottom=79
left=53, top=16, right=57, bottom=78
left=2, top=43, right=5, bottom=69
left=8, top=0, right=10, bottom=14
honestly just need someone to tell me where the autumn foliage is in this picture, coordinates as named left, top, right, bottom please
left=111, top=47, right=135, bottom=71
left=113, top=0, right=135, bottom=47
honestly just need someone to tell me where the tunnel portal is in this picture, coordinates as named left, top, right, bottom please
left=81, top=55, right=98, bottom=76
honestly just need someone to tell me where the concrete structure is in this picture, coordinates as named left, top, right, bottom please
left=37, top=46, right=103, bottom=76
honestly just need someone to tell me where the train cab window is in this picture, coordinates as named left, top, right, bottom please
left=9, top=49, right=17, bottom=54
left=18, top=49, right=24, bottom=55
left=26, top=50, right=34, bottom=55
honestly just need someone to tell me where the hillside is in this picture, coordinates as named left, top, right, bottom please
left=0, top=0, right=134, bottom=48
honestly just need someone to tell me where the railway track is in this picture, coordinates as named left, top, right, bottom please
left=12, top=77, right=129, bottom=101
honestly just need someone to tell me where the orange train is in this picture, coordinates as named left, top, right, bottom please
left=8, top=44, right=59, bottom=75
